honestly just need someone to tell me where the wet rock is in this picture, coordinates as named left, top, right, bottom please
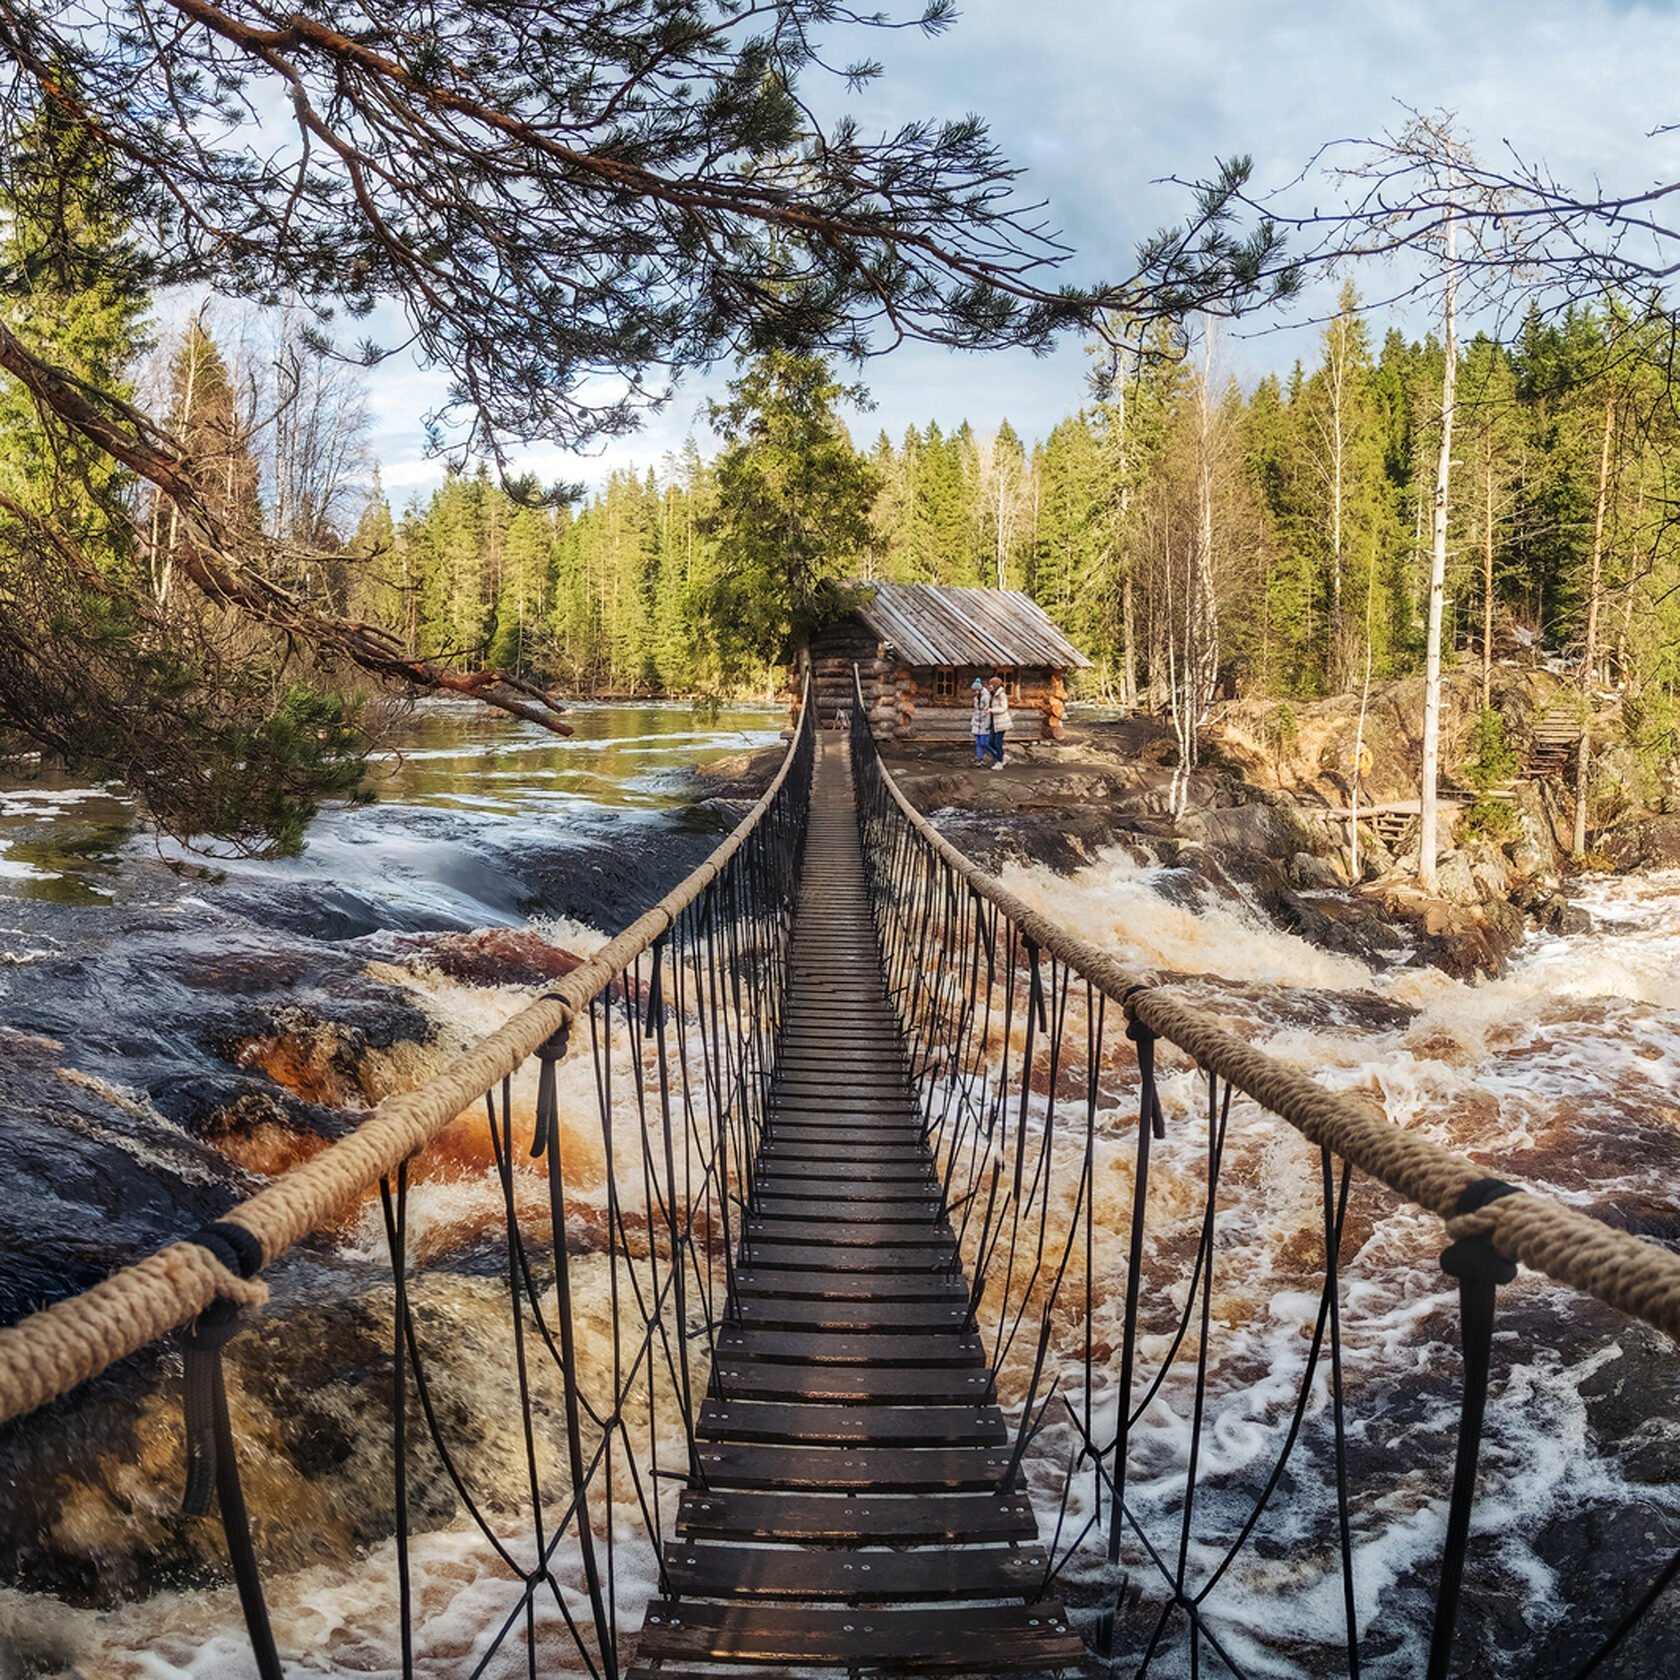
left=1539, top=893, right=1592, bottom=936
left=1603, top=813, right=1680, bottom=871
left=1433, top=851, right=1481, bottom=906
left=1468, top=847, right=1511, bottom=902
left=1507, top=835, right=1554, bottom=880
left=0, top=1032, right=251, bottom=1324
left=507, top=818, right=721, bottom=929
left=219, top=1002, right=434, bottom=1110
left=1179, top=796, right=1311, bottom=861
left=0, top=1253, right=612, bottom=1608
left=393, top=927, right=585, bottom=988
left=688, top=744, right=783, bottom=799
left=1290, top=850, right=1346, bottom=891
left=1270, top=882, right=1413, bottom=966
left=1380, top=885, right=1525, bottom=978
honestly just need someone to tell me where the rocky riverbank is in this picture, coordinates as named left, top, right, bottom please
left=841, top=665, right=1666, bottom=981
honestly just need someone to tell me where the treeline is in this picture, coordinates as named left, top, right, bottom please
left=369, top=290, right=1680, bottom=718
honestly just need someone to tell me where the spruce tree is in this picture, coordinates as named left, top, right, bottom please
left=703, top=347, right=880, bottom=679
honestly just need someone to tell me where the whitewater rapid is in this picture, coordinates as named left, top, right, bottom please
left=4, top=766, right=1677, bottom=1676
left=991, top=847, right=1680, bottom=1675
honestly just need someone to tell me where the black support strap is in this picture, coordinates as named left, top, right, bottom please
left=179, top=1225, right=284, bottom=1680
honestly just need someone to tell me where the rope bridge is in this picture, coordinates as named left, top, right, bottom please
left=0, top=667, right=1677, bottom=1676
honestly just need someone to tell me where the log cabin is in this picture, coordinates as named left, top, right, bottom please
left=801, top=582, right=1091, bottom=742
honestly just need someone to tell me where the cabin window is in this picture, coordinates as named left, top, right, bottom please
left=932, top=669, right=957, bottom=701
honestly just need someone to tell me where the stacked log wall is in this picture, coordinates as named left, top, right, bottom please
left=802, top=620, right=1075, bottom=742
left=807, top=619, right=883, bottom=729
left=897, top=667, right=1062, bottom=741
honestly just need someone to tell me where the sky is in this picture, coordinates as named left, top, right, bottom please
left=364, top=0, right=1680, bottom=504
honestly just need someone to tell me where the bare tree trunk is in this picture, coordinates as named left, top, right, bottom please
left=1121, top=570, right=1137, bottom=711
left=1615, top=479, right=1643, bottom=688
left=1481, top=439, right=1495, bottom=710
left=1419, top=208, right=1457, bottom=893
left=1351, top=538, right=1378, bottom=881
left=1573, top=390, right=1615, bottom=856
left=158, top=324, right=207, bottom=605
left=1326, top=316, right=1347, bottom=689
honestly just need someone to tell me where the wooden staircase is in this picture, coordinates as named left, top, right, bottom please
left=1526, top=707, right=1582, bottom=779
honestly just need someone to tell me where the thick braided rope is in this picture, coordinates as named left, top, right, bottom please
left=0, top=1244, right=267, bottom=1423
left=0, top=704, right=810, bottom=1428
left=856, top=690, right=1680, bottom=1345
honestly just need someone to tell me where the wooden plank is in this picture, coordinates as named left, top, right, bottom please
left=633, top=1603, right=1085, bottom=1673
left=772, top=1062, right=906, bottom=1081
left=762, top=1120, right=922, bottom=1141
left=750, top=1177, right=941, bottom=1203
left=732, top=1269, right=963, bottom=1300
left=713, top=1326, right=984, bottom=1366
left=661, top=1542, right=1047, bottom=1599
left=742, top=1221, right=951, bottom=1250
left=675, top=1490, right=1036, bottom=1544
left=767, top=1102, right=916, bottom=1123
left=727, top=1297, right=972, bottom=1332
left=770, top=1078, right=912, bottom=1100
left=710, top=1362, right=993, bottom=1403
left=731, top=1243, right=958, bottom=1274
left=742, top=1221, right=949, bottom=1248
left=690, top=1441, right=1011, bottom=1492
left=698, top=1399, right=1005, bottom=1445
left=750, top=1197, right=941, bottom=1223
left=754, top=1148, right=934, bottom=1169
left=750, top=1162, right=938, bottom=1186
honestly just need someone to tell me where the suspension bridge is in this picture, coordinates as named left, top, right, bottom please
left=2, top=672, right=1679, bottom=1678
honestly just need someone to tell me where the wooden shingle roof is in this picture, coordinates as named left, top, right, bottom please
left=849, top=583, right=1092, bottom=670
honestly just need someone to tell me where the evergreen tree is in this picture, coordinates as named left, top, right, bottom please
left=702, top=348, right=880, bottom=678
left=0, top=103, right=365, bottom=853
left=0, top=96, right=149, bottom=535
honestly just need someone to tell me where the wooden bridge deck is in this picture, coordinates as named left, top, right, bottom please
left=629, top=739, right=1083, bottom=1678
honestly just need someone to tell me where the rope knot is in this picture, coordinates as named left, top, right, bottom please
left=1442, top=1178, right=1521, bottom=1286
left=173, top=1228, right=270, bottom=1313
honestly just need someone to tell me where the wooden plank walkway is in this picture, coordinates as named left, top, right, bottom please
left=629, top=738, right=1083, bottom=1678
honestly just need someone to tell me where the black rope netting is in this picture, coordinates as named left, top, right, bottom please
left=847, top=672, right=1680, bottom=1680
left=183, top=700, right=816, bottom=1678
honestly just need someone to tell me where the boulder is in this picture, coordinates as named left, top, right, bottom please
left=1603, top=814, right=1680, bottom=871
left=1433, top=851, right=1481, bottom=906
left=1468, top=847, right=1512, bottom=902
left=1290, top=850, right=1345, bottom=891
left=1380, top=885, right=1525, bottom=978
left=1180, top=798, right=1311, bottom=862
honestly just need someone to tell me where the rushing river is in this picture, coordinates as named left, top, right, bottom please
left=1, top=710, right=1676, bottom=1677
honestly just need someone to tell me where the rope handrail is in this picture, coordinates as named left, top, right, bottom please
left=850, top=665, right=1680, bottom=1345
left=0, top=683, right=813, bottom=1429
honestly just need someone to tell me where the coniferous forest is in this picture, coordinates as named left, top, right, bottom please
left=367, top=291, right=1680, bottom=725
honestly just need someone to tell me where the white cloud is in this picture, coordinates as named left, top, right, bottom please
left=361, top=0, right=1680, bottom=499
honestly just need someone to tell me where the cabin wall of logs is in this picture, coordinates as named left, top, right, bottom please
left=803, top=620, right=1070, bottom=742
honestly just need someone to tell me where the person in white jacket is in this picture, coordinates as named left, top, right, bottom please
left=969, top=678, right=991, bottom=766
left=986, top=675, right=1011, bottom=769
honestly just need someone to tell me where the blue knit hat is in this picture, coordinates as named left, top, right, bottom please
left=970, top=678, right=984, bottom=689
